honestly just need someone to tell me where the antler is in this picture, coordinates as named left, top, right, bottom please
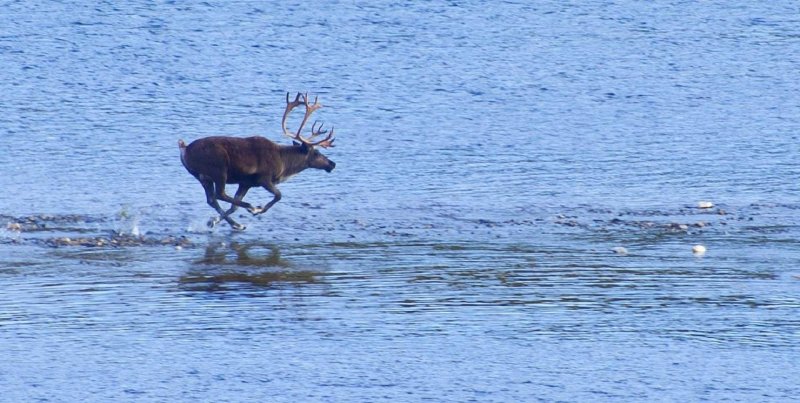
left=281, top=92, right=336, bottom=148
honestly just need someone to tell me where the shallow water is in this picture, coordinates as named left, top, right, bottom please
left=2, top=1, right=800, bottom=401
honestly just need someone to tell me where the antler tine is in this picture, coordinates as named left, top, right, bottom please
left=300, top=93, right=317, bottom=106
left=282, top=92, right=305, bottom=140
left=287, top=91, right=303, bottom=105
left=311, top=127, right=335, bottom=148
left=280, top=92, right=334, bottom=147
left=294, top=92, right=323, bottom=141
left=309, top=120, right=328, bottom=140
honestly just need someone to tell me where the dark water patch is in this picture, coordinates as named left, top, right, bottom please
left=2, top=213, right=193, bottom=248
left=2, top=213, right=106, bottom=232
left=3, top=202, right=799, bottom=255
left=43, top=233, right=193, bottom=248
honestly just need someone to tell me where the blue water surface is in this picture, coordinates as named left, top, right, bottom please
left=1, top=1, right=799, bottom=401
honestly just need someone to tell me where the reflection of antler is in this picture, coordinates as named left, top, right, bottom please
left=281, top=92, right=335, bottom=148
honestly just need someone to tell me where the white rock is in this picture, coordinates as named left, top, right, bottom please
left=697, top=201, right=714, bottom=209
left=692, top=244, right=707, bottom=255
left=612, top=246, right=628, bottom=255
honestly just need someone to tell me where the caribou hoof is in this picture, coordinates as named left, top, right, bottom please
left=232, top=223, right=247, bottom=231
left=207, top=217, right=220, bottom=228
left=248, top=206, right=264, bottom=215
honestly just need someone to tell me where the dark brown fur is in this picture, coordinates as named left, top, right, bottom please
left=179, top=136, right=335, bottom=230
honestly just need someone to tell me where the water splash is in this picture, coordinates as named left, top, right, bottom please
left=114, top=205, right=142, bottom=236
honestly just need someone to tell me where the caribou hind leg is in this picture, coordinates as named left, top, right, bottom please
left=200, top=178, right=246, bottom=230
left=216, top=184, right=251, bottom=226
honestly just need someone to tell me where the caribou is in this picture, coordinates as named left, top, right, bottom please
left=179, top=92, right=336, bottom=230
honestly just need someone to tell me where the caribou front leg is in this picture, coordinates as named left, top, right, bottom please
left=250, top=181, right=282, bottom=216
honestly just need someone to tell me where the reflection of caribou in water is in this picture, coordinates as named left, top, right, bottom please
left=196, top=241, right=291, bottom=267
left=179, top=242, right=322, bottom=291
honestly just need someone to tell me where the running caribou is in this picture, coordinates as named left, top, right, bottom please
left=179, top=92, right=337, bottom=230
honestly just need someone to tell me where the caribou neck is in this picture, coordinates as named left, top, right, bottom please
left=277, top=144, right=309, bottom=182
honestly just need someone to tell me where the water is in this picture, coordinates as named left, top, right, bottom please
left=1, top=1, right=799, bottom=401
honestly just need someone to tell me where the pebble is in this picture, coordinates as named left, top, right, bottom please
left=612, top=246, right=628, bottom=255
left=692, top=244, right=707, bottom=255
left=697, top=201, right=714, bottom=209
left=42, top=234, right=192, bottom=248
left=666, top=223, right=689, bottom=231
